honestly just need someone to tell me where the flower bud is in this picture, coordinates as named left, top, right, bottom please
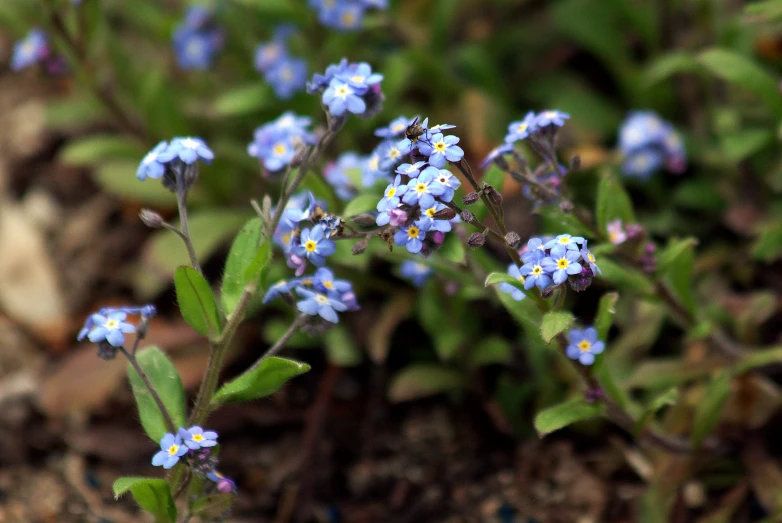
left=462, top=192, right=480, bottom=205
left=139, top=209, right=164, bottom=229
left=460, top=210, right=475, bottom=223
left=432, top=207, right=456, bottom=220
left=431, top=231, right=445, bottom=245
left=352, top=213, right=377, bottom=227
left=484, top=185, right=503, bottom=206
left=504, top=232, right=521, bottom=249
left=568, top=266, right=594, bottom=292
left=352, top=239, right=368, bottom=255
left=467, top=232, right=485, bottom=248
left=570, top=155, right=581, bottom=172
left=96, top=341, right=118, bottom=361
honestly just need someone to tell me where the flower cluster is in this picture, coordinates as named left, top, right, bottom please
left=254, top=26, right=307, bottom=99
left=566, top=326, right=605, bottom=366
left=307, top=59, right=384, bottom=118
left=247, top=112, right=315, bottom=173
left=151, top=426, right=234, bottom=491
left=264, top=192, right=358, bottom=324
left=618, top=111, right=686, bottom=179
left=308, top=0, right=388, bottom=31
left=172, top=6, right=224, bottom=70
left=11, top=29, right=66, bottom=74
left=499, top=235, right=601, bottom=301
left=137, top=137, right=214, bottom=185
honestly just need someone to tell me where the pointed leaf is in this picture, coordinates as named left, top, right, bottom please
left=211, top=357, right=310, bottom=408
left=342, top=194, right=381, bottom=217
left=635, top=387, right=680, bottom=433
left=534, top=397, right=605, bottom=437
left=388, top=365, right=465, bottom=402
left=599, top=258, right=654, bottom=295
left=221, top=218, right=269, bottom=316
left=596, top=169, right=635, bottom=233
left=691, top=371, right=732, bottom=447
left=658, top=238, right=697, bottom=315
left=213, top=83, right=271, bottom=116
left=174, top=266, right=222, bottom=338
left=59, top=135, right=145, bottom=166
left=485, top=271, right=525, bottom=291
left=540, top=311, right=575, bottom=344
left=113, top=477, right=176, bottom=523
left=595, top=292, right=618, bottom=340
left=127, top=347, right=187, bottom=442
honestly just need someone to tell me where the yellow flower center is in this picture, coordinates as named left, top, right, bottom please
left=351, top=75, right=364, bottom=83
left=369, top=156, right=379, bottom=170
left=281, top=67, right=293, bottom=81
left=341, top=12, right=355, bottom=25
left=273, top=143, right=286, bottom=156
left=517, top=275, right=526, bottom=283
left=517, top=123, right=527, bottom=133
left=192, top=434, right=204, bottom=442
left=315, top=294, right=329, bottom=304
left=105, top=319, right=119, bottom=329
left=392, top=124, right=405, bottom=131
left=578, top=340, right=592, bottom=352
left=182, top=138, right=200, bottom=149
left=301, top=278, right=313, bottom=286
left=304, top=240, right=317, bottom=252
left=407, top=226, right=419, bottom=238
left=532, top=266, right=543, bottom=276
left=167, top=444, right=179, bottom=456
left=559, top=237, right=570, bottom=244
left=434, top=141, right=447, bottom=152
left=388, top=148, right=400, bottom=159
left=416, top=183, right=426, bottom=194
left=323, top=281, right=334, bottom=290
left=608, top=231, right=619, bottom=243
left=557, top=258, right=569, bottom=269
left=282, top=232, right=292, bottom=245
left=425, top=207, right=436, bottom=218
left=588, top=253, right=596, bottom=263
left=337, top=85, right=349, bottom=96
left=386, top=187, right=396, bottom=198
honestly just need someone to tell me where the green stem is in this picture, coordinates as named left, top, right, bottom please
left=176, top=172, right=202, bottom=274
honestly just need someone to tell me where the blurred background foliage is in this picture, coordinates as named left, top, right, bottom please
left=3, top=0, right=782, bottom=520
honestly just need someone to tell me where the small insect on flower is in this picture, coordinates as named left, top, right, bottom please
left=296, top=287, right=348, bottom=323
left=541, top=245, right=583, bottom=285
left=179, top=426, right=218, bottom=450
left=152, top=432, right=188, bottom=469
left=566, top=327, right=605, bottom=366
left=498, top=264, right=527, bottom=301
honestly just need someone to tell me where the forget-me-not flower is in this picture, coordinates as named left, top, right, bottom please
left=377, top=175, right=408, bottom=212
left=263, top=280, right=290, bottom=304
left=87, top=311, right=136, bottom=347
left=541, top=245, right=582, bottom=285
left=179, top=426, right=218, bottom=450
left=335, top=62, right=382, bottom=94
left=158, top=137, right=214, bottom=165
left=566, top=327, right=605, bottom=366
left=151, top=432, right=188, bottom=469
left=313, top=267, right=352, bottom=297
left=498, top=264, right=526, bottom=301
left=418, top=132, right=464, bottom=169
left=535, top=110, right=570, bottom=128
left=376, top=116, right=414, bottom=139
left=607, top=219, right=627, bottom=245
left=296, top=287, right=347, bottom=323
left=394, top=219, right=430, bottom=254
left=401, top=168, right=445, bottom=208
left=11, top=29, right=49, bottom=71
left=428, top=167, right=461, bottom=202
left=520, top=252, right=552, bottom=291
left=295, top=225, right=336, bottom=266
left=267, top=57, right=307, bottom=99
left=480, top=143, right=514, bottom=168
left=544, top=234, right=585, bottom=251
left=421, top=202, right=452, bottom=233
left=505, top=112, right=537, bottom=143
left=395, top=161, right=427, bottom=178
left=579, top=240, right=601, bottom=275
left=400, top=260, right=432, bottom=287
left=136, top=141, right=169, bottom=181
left=323, top=79, right=366, bottom=116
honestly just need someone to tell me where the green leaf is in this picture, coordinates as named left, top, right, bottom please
left=485, top=271, right=525, bottom=292
left=342, top=194, right=380, bottom=217
left=644, top=51, right=701, bottom=85
left=698, top=48, right=782, bottom=116
left=495, top=286, right=545, bottom=336
left=628, top=358, right=718, bottom=391
left=468, top=336, right=512, bottom=367
left=93, top=161, right=177, bottom=207
left=751, top=219, right=782, bottom=262
left=174, top=266, right=222, bottom=338
left=720, top=129, right=774, bottom=161
left=221, top=218, right=269, bottom=316
left=657, top=238, right=697, bottom=315
left=59, top=135, right=145, bottom=166
left=534, top=397, right=605, bottom=437
left=540, top=311, right=575, bottom=344
left=537, top=205, right=595, bottom=238
left=211, top=357, right=310, bottom=407
left=113, top=477, right=176, bottom=523
left=127, top=347, right=187, bottom=443
left=388, top=365, right=465, bottom=402
left=736, top=347, right=782, bottom=374
left=324, top=325, right=362, bottom=367
left=691, top=371, right=732, bottom=447
left=635, top=387, right=679, bottom=433
left=599, top=258, right=654, bottom=295
left=418, top=286, right=463, bottom=361
left=191, top=493, right=234, bottom=521
left=594, top=292, right=618, bottom=340
left=596, top=169, right=635, bottom=233
left=213, top=83, right=271, bottom=116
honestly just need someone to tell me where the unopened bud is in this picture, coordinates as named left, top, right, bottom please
left=139, top=209, right=164, bottom=228
left=484, top=185, right=503, bottom=206
left=432, top=207, right=456, bottom=220
left=290, top=144, right=308, bottom=168
left=462, top=192, right=480, bottom=205
left=352, top=213, right=377, bottom=227
left=504, top=232, right=521, bottom=249
left=352, top=239, right=368, bottom=255
left=460, top=210, right=475, bottom=223
left=467, top=232, right=485, bottom=248
left=96, top=342, right=118, bottom=361
left=569, top=155, right=581, bottom=172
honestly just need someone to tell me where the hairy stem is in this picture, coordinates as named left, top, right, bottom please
left=118, top=346, right=177, bottom=434
left=176, top=172, right=202, bottom=274
left=247, top=314, right=308, bottom=373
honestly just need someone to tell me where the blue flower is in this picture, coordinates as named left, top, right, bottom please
left=267, top=57, right=307, bottom=99
left=263, top=280, right=290, bottom=304
left=272, top=111, right=314, bottom=139
left=319, top=2, right=365, bottom=30
left=394, top=219, right=430, bottom=254
left=579, top=241, right=601, bottom=275
left=395, top=161, right=427, bottom=178
left=544, top=234, right=585, bottom=251
left=324, top=152, right=361, bottom=201
left=498, top=264, right=526, bottom=301
left=377, top=175, right=408, bottom=212
left=566, top=327, right=605, bottom=366
left=248, top=113, right=315, bottom=172
left=428, top=123, right=456, bottom=133
left=376, top=116, right=415, bottom=139
left=307, top=58, right=350, bottom=93
left=618, top=111, right=667, bottom=152
left=420, top=202, right=452, bottom=233
left=621, top=149, right=664, bottom=179
left=617, top=111, right=686, bottom=179
left=157, top=137, right=214, bottom=165
left=541, top=246, right=582, bottom=285
left=520, top=256, right=552, bottom=291
left=254, top=40, right=287, bottom=73
left=335, top=62, right=383, bottom=94
left=361, top=150, right=391, bottom=187
left=505, top=112, right=537, bottom=143
left=151, top=432, right=188, bottom=469
left=418, top=132, right=464, bottom=169
left=428, top=167, right=461, bottom=202
left=11, top=29, right=49, bottom=71
left=296, top=287, right=347, bottom=323
left=86, top=311, right=136, bottom=347
left=480, top=143, right=514, bottom=168
left=535, top=110, right=570, bottom=128
left=323, top=79, right=366, bottom=116
left=521, top=237, right=547, bottom=263
left=294, top=225, right=336, bottom=266
left=376, top=140, right=405, bottom=171
left=401, top=168, right=445, bottom=208
left=313, top=267, right=352, bottom=297
left=136, top=141, right=169, bottom=181
left=172, top=26, right=222, bottom=70
left=179, top=426, right=218, bottom=450
left=400, top=260, right=432, bottom=287
left=282, top=191, right=321, bottom=227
